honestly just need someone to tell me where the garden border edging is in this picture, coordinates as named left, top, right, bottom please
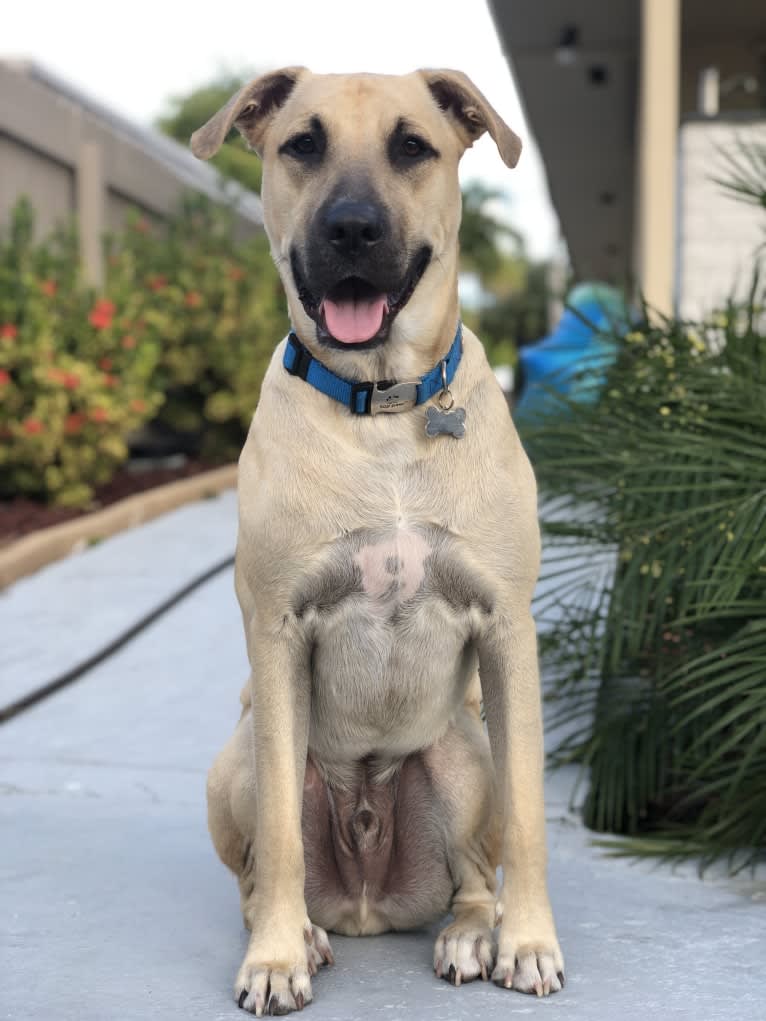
left=0, top=463, right=237, bottom=589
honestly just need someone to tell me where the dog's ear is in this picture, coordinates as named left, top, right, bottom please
left=190, top=67, right=306, bottom=160
left=419, top=69, right=522, bottom=168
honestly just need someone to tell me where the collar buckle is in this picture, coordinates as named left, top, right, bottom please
left=370, top=379, right=419, bottom=415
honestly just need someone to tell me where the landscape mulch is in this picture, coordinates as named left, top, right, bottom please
left=0, top=461, right=221, bottom=545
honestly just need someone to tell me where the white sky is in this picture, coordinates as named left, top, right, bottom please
left=4, top=0, right=561, bottom=259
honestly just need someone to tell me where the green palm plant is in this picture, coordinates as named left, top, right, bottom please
left=713, top=139, right=766, bottom=213
left=524, top=279, right=766, bottom=872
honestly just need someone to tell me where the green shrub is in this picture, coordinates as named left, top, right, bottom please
left=107, top=195, right=287, bottom=460
left=524, top=288, right=766, bottom=871
left=0, top=194, right=288, bottom=505
left=0, top=200, right=163, bottom=505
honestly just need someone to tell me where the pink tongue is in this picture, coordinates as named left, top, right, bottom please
left=322, top=295, right=387, bottom=344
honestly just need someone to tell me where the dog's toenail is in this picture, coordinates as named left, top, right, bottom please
left=238, top=990, right=248, bottom=1008
left=448, top=964, right=456, bottom=984
left=295, top=991, right=305, bottom=1010
left=558, top=971, right=566, bottom=987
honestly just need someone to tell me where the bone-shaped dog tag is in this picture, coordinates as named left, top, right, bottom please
left=425, top=405, right=466, bottom=439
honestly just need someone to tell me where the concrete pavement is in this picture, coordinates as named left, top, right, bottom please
left=2, top=492, right=763, bottom=1020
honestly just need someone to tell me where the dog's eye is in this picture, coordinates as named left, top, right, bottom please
left=403, top=136, right=425, bottom=157
left=388, top=127, right=439, bottom=168
left=291, top=134, right=317, bottom=155
left=280, top=123, right=326, bottom=162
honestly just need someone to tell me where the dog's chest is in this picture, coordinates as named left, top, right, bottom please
left=296, top=523, right=492, bottom=759
left=351, top=529, right=431, bottom=607
left=295, top=522, right=490, bottom=623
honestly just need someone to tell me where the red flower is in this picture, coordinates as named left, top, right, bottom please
left=227, top=265, right=245, bottom=281
left=23, top=418, right=44, bottom=435
left=103, top=374, right=119, bottom=388
left=90, top=407, right=109, bottom=423
left=0, top=369, right=10, bottom=386
left=48, top=369, right=79, bottom=389
left=148, top=275, right=167, bottom=292
left=184, top=291, right=203, bottom=308
left=99, top=357, right=113, bottom=371
left=130, top=398, right=147, bottom=413
left=89, top=299, right=116, bottom=330
left=64, top=412, right=86, bottom=434
left=1, top=323, right=18, bottom=341
left=121, top=334, right=137, bottom=350
left=40, top=279, right=58, bottom=297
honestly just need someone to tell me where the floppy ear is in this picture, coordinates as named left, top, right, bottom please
left=190, top=67, right=306, bottom=160
left=419, top=69, right=522, bottom=168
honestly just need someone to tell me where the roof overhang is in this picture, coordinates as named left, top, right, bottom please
left=489, top=0, right=766, bottom=285
left=488, top=1, right=639, bottom=283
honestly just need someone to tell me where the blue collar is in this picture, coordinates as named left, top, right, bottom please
left=283, top=323, right=463, bottom=416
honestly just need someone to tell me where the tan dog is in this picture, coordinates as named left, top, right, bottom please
left=191, top=68, right=564, bottom=1017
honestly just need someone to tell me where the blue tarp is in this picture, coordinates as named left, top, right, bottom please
left=514, top=283, right=630, bottom=423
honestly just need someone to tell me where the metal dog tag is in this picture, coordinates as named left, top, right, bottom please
left=425, top=405, right=466, bottom=438
left=425, top=362, right=466, bottom=438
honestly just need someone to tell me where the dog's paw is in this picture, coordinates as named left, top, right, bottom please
left=304, top=923, right=334, bottom=976
left=234, top=921, right=333, bottom=1015
left=491, top=937, right=565, bottom=997
left=434, top=920, right=495, bottom=985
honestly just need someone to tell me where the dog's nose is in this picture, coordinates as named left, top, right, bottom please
left=324, top=200, right=385, bottom=257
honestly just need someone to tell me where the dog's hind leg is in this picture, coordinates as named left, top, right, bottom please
left=426, top=688, right=500, bottom=986
left=206, top=709, right=256, bottom=922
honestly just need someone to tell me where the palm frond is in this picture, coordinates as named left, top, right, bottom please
left=527, top=271, right=766, bottom=872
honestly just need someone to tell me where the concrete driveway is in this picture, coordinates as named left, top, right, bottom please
left=2, top=491, right=763, bottom=1020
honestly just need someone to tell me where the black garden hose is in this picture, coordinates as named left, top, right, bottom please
left=0, top=553, right=235, bottom=725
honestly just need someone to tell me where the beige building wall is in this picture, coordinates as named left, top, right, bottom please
left=677, top=119, right=766, bottom=319
left=0, top=136, right=76, bottom=239
left=0, top=61, right=262, bottom=285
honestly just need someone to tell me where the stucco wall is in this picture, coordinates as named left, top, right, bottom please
left=677, top=119, right=765, bottom=320
left=0, top=61, right=262, bottom=282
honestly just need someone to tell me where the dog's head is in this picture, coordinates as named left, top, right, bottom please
left=192, top=69, right=520, bottom=366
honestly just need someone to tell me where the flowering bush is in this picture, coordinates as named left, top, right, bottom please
left=0, top=195, right=288, bottom=505
left=107, top=195, right=287, bottom=460
left=0, top=200, right=163, bottom=505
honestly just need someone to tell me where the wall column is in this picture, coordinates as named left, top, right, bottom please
left=634, top=0, right=680, bottom=316
left=76, top=140, right=105, bottom=288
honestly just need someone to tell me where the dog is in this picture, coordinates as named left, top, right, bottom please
left=191, top=67, right=564, bottom=1017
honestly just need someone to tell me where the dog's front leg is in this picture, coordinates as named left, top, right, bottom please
left=478, top=607, right=565, bottom=996
left=235, top=620, right=317, bottom=1017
